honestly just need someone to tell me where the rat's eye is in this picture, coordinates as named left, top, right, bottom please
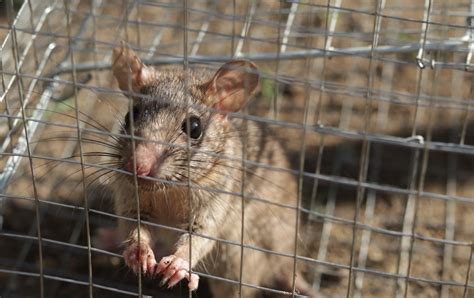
left=124, top=106, right=140, bottom=127
left=182, top=116, right=202, bottom=139
left=133, top=106, right=139, bottom=119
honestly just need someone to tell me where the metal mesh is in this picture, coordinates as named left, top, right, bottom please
left=1, top=0, right=474, bottom=297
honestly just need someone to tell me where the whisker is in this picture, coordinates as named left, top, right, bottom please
left=22, top=106, right=120, bottom=142
left=31, top=136, right=121, bottom=152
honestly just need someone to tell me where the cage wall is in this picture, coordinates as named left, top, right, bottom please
left=1, top=0, right=474, bottom=297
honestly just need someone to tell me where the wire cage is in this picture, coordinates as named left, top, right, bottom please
left=1, top=0, right=474, bottom=297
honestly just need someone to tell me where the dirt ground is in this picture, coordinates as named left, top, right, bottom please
left=1, top=0, right=474, bottom=297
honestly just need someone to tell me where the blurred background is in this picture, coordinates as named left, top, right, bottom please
left=1, top=0, right=474, bottom=297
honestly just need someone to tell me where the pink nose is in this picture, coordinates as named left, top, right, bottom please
left=125, top=145, right=156, bottom=176
left=125, top=160, right=152, bottom=176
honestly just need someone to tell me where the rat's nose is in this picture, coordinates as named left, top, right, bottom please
left=125, top=144, right=156, bottom=177
left=126, top=160, right=152, bottom=176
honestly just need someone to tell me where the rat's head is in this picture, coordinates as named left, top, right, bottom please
left=111, top=45, right=259, bottom=190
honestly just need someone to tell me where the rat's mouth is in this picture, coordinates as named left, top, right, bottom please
left=122, top=170, right=181, bottom=192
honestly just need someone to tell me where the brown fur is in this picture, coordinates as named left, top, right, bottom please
left=111, top=45, right=315, bottom=297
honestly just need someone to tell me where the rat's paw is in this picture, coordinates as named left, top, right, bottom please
left=123, top=241, right=157, bottom=275
left=155, top=255, right=199, bottom=290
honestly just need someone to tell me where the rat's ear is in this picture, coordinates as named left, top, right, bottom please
left=204, top=60, right=259, bottom=112
left=112, top=42, right=155, bottom=94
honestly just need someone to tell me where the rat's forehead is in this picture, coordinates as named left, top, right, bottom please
left=139, top=73, right=204, bottom=106
left=136, top=96, right=206, bottom=120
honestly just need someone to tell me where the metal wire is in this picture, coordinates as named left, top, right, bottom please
left=1, top=0, right=474, bottom=297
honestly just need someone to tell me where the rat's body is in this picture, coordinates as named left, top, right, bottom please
left=111, top=46, right=315, bottom=297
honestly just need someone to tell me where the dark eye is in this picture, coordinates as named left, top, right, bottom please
left=182, top=116, right=202, bottom=139
left=124, top=106, right=140, bottom=127
left=133, top=105, right=139, bottom=120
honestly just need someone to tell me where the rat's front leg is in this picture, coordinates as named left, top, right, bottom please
left=154, top=218, right=219, bottom=290
left=122, top=223, right=157, bottom=276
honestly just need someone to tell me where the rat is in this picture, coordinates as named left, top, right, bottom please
left=110, top=44, right=317, bottom=297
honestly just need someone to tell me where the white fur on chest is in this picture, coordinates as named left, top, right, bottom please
left=113, top=180, right=196, bottom=256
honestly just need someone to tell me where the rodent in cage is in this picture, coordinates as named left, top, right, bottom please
left=110, top=44, right=316, bottom=297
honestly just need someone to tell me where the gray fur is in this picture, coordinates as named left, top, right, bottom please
left=111, top=47, right=316, bottom=297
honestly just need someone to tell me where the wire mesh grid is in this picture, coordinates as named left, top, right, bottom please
left=1, top=0, right=474, bottom=297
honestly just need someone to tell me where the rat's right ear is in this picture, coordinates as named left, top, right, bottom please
left=112, top=43, right=155, bottom=94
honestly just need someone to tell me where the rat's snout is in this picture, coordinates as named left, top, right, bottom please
left=124, top=143, right=159, bottom=177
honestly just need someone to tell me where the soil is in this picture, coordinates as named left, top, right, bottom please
left=1, top=1, right=473, bottom=297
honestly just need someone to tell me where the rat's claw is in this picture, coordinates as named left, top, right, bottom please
left=123, top=241, right=157, bottom=276
left=187, top=272, right=199, bottom=291
left=158, top=276, right=169, bottom=287
left=162, top=257, right=187, bottom=281
left=155, top=255, right=199, bottom=290
left=155, top=255, right=176, bottom=276
left=167, top=270, right=187, bottom=288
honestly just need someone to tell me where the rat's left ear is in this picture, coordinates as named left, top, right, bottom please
left=203, top=60, right=259, bottom=112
